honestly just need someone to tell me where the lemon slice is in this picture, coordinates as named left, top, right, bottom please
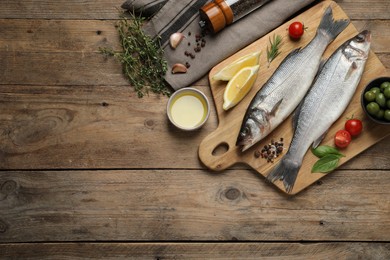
left=223, top=65, right=260, bottom=111
left=212, top=51, right=261, bottom=81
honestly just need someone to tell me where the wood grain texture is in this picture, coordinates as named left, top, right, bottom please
left=0, top=170, right=389, bottom=242
left=330, top=0, right=390, bottom=20
left=1, top=242, right=389, bottom=259
left=0, top=16, right=388, bottom=87
left=0, top=85, right=216, bottom=169
left=0, top=19, right=121, bottom=52
left=1, top=19, right=389, bottom=54
left=0, top=0, right=388, bottom=20
left=198, top=1, right=390, bottom=194
left=353, top=20, right=390, bottom=53
left=0, top=85, right=388, bottom=170
left=0, top=0, right=124, bottom=19
left=0, top=0, right=389, bottom=257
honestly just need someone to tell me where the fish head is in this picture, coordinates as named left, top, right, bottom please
left=236, top=118, right=260, bottom=151
left=236, top=108, right=268, bottom=151
left=344, top=30, right=371, bottom=61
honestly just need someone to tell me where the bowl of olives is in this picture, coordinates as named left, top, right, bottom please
left=361, top=77, right=390, bottom=125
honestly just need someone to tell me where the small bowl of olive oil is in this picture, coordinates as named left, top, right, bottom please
left=167, top=87, right=210, bottom=131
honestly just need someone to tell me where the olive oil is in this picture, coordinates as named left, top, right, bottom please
left=168, top=89, right=209, bottom=130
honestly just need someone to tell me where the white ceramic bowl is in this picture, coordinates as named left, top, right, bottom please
left=167, top=87, right=210, bottom=131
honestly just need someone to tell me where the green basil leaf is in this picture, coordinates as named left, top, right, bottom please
left=311, top=154, right=343, bottom=173
left=311, top=145, right=345, bottom=158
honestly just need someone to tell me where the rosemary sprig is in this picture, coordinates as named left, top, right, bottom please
left=100, top=12, right=171, bottom=98
left=266, top=34, right=283, bottom=67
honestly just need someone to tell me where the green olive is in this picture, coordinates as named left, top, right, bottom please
left=385, top=110, right=390, bottom=121
left=380, top=81, right=390, bottom=91
left=376, top=93, right=386, bottom=108
left=387, top=99, right=390, bottom=109
left=376, top=109, right=385, bottom=119
left=364, top=91, right=376, bottom=102
left=370, top=87, right=381, bottom=95
left=384, top=87, right=390, bottom=99
left=366, top=102, right=380, bottom=116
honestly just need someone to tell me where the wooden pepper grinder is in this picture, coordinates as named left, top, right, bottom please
left=199, top=0, right=273, bottom=34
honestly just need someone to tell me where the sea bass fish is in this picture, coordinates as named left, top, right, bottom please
left=236, top=6, right=349, bottom=152
left=267, top=30, right=371, bottom=193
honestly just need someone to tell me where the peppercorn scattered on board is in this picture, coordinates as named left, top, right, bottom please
left=198, top=1, right=390, bottom=195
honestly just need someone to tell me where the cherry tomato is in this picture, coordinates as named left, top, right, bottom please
left=288, top=22, right=305, bottom=40
left=334, top=130, right=351, bottom=148
left=345, top=118, right=363, bottom=137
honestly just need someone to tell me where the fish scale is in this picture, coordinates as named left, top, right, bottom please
left=267, top=30, right=372, bottom=193
left=236, top=6, right=349, bottom=152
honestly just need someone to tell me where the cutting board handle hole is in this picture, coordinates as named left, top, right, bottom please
left=212, top=142, right=229, bottom=156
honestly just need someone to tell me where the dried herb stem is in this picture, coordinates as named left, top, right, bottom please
left=266, top=34, right=283, bottom=67
left=100, top=12, right=171, bottom=98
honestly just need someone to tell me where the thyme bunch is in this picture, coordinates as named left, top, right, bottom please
left=266, top=34, right=283, bottom=67
left=100, top=12, right=171, bottom=98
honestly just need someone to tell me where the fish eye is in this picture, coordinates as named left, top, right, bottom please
left=242, top=126, right=249, bottom=136
left=356, top=34, right=365, bottom=42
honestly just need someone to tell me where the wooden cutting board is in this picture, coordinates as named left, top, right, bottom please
left=198, top=0, right=390, bottom=195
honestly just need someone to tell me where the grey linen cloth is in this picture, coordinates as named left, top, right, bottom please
left=122, top=0, right=316, bottom=90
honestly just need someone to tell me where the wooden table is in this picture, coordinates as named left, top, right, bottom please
left=1, top=0, right=389, bottom=258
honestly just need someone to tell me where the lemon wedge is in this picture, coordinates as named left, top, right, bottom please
left=223, top=65, right=260, bottom=111
left=212, top=51, right=261, bottom=81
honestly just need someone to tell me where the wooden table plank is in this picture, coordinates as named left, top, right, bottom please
left=0, top=170, right=389, bottom=242
left=0, top=19, right=121, bottom=53
left=0, top=85, right=389, bottom=170
left=329, top=0, right=390, bottom=20
left=0, top=0, right=125, bottom=19
left=0, top=51, right=128, bottom=86
left=3, top=51, right=387, bottom=87
left=1, top=242, right=389, bottom=259
left=0, top=19, right=389, bottom=86
left=0, top=0, right=388, bottom=20
left=1, top=19, right=389, bottom=53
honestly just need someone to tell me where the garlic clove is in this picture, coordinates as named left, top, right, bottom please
left=169, top=32, right=185, bottom=49
left=171, top=63, right=188, bottom=74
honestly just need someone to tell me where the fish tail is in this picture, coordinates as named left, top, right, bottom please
left=266, top=156, right=301, bottom=193
left=318, top=6, right=349, bottom=43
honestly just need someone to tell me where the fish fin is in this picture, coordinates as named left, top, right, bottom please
left=292, top=100, right=304, bottom=130
left=251, top=94, right=267, bottom=108
left=270, top=99, right=283, bottom=117
left=282, top=47, right=302, bottom=61
left=292, top=111, right=298, bottom=131
left=312, top=131, right=327, bottom=149
left=318, top=6, right=349, bottom=43
left=271, top=47, right=302, bottom=71
left=267, top=156, right=301, bottom=193
left=257, top=94, right=267, bottom=104
left=287, top=47, right=302, bottom=57
left=345, top=61, right=358, bottom=81
left=311, top=58, right=327, bottom=85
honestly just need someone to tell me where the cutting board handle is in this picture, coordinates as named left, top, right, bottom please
left=198, top=126, right=243, bottom=171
